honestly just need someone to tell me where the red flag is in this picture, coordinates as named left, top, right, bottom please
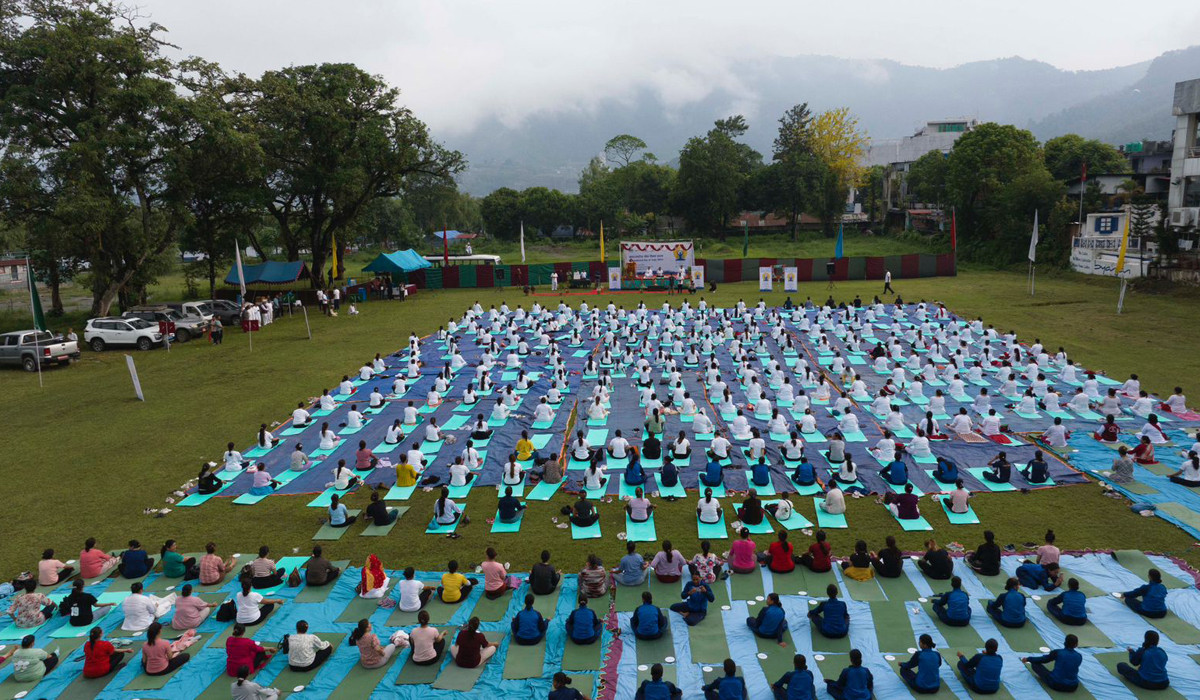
left=950, top=208, right=957, bottom=251
left=1081, top=161, right=1087, bottom=183
left=442, top=225, right=449, bottom=266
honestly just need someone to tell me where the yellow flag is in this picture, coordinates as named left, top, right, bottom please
left=599, top=220, right=606, bottom=263
left=1115, top=210, right=1130, bottom=274
left=330, top=234, right=339, bottom=280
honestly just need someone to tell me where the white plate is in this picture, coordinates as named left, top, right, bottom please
left=665, top=656, right=675, bottom=663
left=637, top=664, right=648, bottom=671
left=757, top=652, right=768, bottom=659
left=809, top=599, right=818, bottom=605
left=814, top=654, right=825, bottom=661
left=884, top=655, right=895, bottom=661
left=293, top=687, right=305, bottom=693
left=1040, top=646, right=1051, bottom=653
left=1032, top=594, right=1041, bottom=600
left=917, top=597, right=928, bottom=603
left=721, top=605, right=731, bottom=610
left=66, top=559, right=76, bottom=565
left=1111, top=591, right=1121, bottom=597
left=166, top=586, right=175, bottom=592
left=798, top=590, right=807, bottom=596
left=755, top=595, right=764, bottom=601
left=747, top=600, right=757, bottom=606
left=907, top=647, right=918, bottom=654
left=910, top=555, right=920, bottom=560
left=703, top=666, right=714, bottom=673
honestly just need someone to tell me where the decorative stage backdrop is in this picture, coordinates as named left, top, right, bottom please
left=619, top=240, right=695, bottom=273
left=400, top=253, right=956, bottom=290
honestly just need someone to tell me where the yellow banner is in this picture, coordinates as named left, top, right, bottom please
left=1115, top=211, right=1130, bottom=274
left=331, top=234, right=339, bottom=280
left=599, top=220, right=606, bottom=263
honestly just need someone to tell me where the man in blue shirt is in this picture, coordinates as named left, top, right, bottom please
left=985, top=578, right=1027, bottom=628
left=882, top=456, right=908, bottom=486
left=1122, top=568, right=1169, bottom=619
left=509, top=593, right=547, bottom=644
left=702, top=658, right=747, bottom=700
left=956, top=639, right=1003, bottom=694
left=1046, top=578, right=1088, bottom=625
left=1023, top=634, right=1082, bottom=692
left=747, top=593, right=789, bottom=645
left=700, top=451, right=724, bottom=487
left=807, top=584, right=849, bottom=638
left=899, top=634, right=942, bottom=693
left=496, top=486, right=525, bottom=523
left=751, top=457, right=771, bottom=488
left=613, top=542, right=648, bottom=587
left=565, top=596, right=602, bottom=645
left=931, top=576, right=971, bottom=626
left=669, top=570, right=714, bottom=626
left=932, top=456, right=958, bottom=484
left=118, top=540, right=153, bottom=579
left=1015, top=561, right=1062, bottom=591
left=635, top=662, right=682, bottom=700
left=790, top=460, right=816, bottom=487
left=826, top=649, right=873, bottom=700
left=631, top=591, right=667, bottom=640
left=1117, top=630, right=1170, bottom=690
left=772, top=653, right=816, bottom=700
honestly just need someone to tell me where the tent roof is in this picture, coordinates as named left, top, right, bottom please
left=224, top=261, right=308, bottom=286
left=431, top=230, right=475, bottom=240
left=361, top=249, right=432, bottom=275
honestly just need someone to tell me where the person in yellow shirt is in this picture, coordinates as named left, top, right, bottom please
left=395, top=454, right=419, bottom=488
left=438, top=560, right=476, bottom=603
left=516, top=431, right=536, bottom=462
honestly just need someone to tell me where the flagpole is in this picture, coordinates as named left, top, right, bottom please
left=1078, top=161, right=1087, bottom=228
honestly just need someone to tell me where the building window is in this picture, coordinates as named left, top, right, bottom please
left=937, top=123, right=965, bottom=133
left=9, top=266, right=17, bottom=281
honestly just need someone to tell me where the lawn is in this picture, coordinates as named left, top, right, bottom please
left=3, top=268, right=1199, bottom=578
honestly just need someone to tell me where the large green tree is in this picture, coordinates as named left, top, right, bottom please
left=1043, top=134, right=1126, bottom=182
left=767, top=103, right=823, bottom=239
left=232, top=63, right=464, bottom=285
left=674, top=116, right=762, bottom=236
left=905, top=150, right=949, bottom=205
left=480, top=187, right=523, bottom=240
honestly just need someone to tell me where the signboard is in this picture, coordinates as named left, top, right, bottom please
left=783, top=267, right=798, bottom=292
left=619, top=241, right=695, bottom=274
left=607, top=267, right=621, bottom=290
left=759, top=266, right=773, bottom=292
left=690, top=266, right=705, bottom=290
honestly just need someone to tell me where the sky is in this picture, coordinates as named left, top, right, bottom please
left=137, top=0, right=1200, bottom=136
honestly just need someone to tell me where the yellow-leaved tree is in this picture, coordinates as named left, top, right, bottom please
left=808, top=108, right=870, bottom=235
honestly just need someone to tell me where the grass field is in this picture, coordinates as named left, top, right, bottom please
left=4, top=268, right=1199, bottom=579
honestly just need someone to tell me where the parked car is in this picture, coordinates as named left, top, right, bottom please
left=165, top=301, right=213, bottom=323
left=0, top=330, right=80, bottom=371
left=122, top=305, right=210, bottom=342
left=194, top=299, right=242, bottom=326
left=84, top=317, right=164, bottom=351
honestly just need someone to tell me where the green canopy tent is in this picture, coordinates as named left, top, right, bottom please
left=362, top=249, right=431, bottom=294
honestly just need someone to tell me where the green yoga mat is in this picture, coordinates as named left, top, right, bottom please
left=966, top=468, right=1017, bottom=492
left=292, top=561, right=351, bottom=603
left=940, top=499, right=980, bottom=524
left=1144, top=609, right=1200, bottom=645
left=58, top=669, right=121, bottom=700
left=626, top=514, right=658, bottom=542
left=490, top=509, right=525, bottom=533
left=990, top=611, right=1048, bottom=652
left=869, top=600, right=917, bottom=651
left=526, top=479, right=563, bottom=501
left=636, top=662, right=676, bottom=685
left=1030, top=597, right=1111, bottom=647
left=571, top=520, right=602, bottom=539
left=752, top=627, right=797, bottom=679
left=919, top=601, right=983, bottom=648
left=268, top=633, right=344, bottom=692
left=1053, top=568, right=1106, bottom=598
left=842, top=575, right=887, bottom=602
left=807, top=602, right=851, bottom=652
left=1113, top=550, right=1190, bottom=588
left=891, top=509, right=934, bottom=531
left=814, top=653, right=850, bottom=683
left=885, top=657, right=958, bottom=699
left=328, top=651, right=401, bottom=699
left=394, top=641, right=450, bottom=685
left=472, top=589, right=513, bottom=622
left=426, top=507, right=466, bottom=534
left=770, top=569, right=807, bottom=595
left=530, top=586, right=561, bottom=618
left=1093, top=651, right=1186, bottom=700
left=688, top=606, right=730, bottom=662
left=875, top=572, right=921, bottom=603
left=503, top=638, right=547, bottom=679
left=387, top=589, right=460, bottom=626
left=562, top=637, right=606, bottom=671
left=972, top=572, right=1012, bottom=598
left=730, top=569, right=766, bottom=600
left=635, top=626, right=675, bottom=664
left=812, top=498, right=848, bottom=528
left=430, top=631, right=504, bottom=691
left=362, top=507, right=408, bottom=536
left=583, top=476, right=610, bottom=498
left=697, top=514, right=729, bottom=539
left=940, top=648, right=1016, bottom=700
left=335, top=585, right=395, bottom=623
left=314, top=509, right=361, bottom=540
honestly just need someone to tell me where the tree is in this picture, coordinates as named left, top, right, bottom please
left=480, top=187, right=523, bottom=240
left=520, top=187, right=573, bottom=235
left=807, top=108, right=870, bottom=235
left=769, top=103, right=823, bottom=239
left=603, top=134, right=647, bottom=167
left=906, top=151, right=949, bottom=205
left=0, top=0, right=193, bottom=316
left=233, top=63, right=464, bottom=286
left=674, top=117, right=762, bottom=236
left=1043, top=134, right=1126, bottom=182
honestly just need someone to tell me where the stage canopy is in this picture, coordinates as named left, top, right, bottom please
left=361, top=249, right=432, bottom=275
left=224, top=260, right=308, bottom=286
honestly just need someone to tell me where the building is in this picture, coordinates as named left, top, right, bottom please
left=1121, top=140, right=1172, bottom=174
left=1168, top=79, right=1200, bottom=228
left=864, top=119, right=979, bottom=210
left=0, top=256, right=30, bottom=290
left=1071, top=209, right=1157, bottom=278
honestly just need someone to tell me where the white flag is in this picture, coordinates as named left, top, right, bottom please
left=1028, top=210, right=1039, bottom=262
left=235, top=241, right=247, bottom=299
left=519, top=221, right=526, bottom=263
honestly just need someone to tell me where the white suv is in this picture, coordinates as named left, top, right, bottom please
left=84, top=317, right=164, bottom=352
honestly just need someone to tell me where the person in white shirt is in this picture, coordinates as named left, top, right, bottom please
left=358, top=362, right=373, bottom=382
left=818, top=482, right=846, bottom=515
left=1138, top=416, right=1169, bottom=445
left=730, top=412, right=752, bottom=440
left=947, top=409, right=973, bottom=435
left=121, top=582, right=175, bottom=631
left=1130, top=392, right=1155, bottom=417
left=397, top=568, right=433, bottom=613
left=331, top=460, right=360, bottom=490
left=607, top=431, right=629, bottom=459
left=1067, top=389, right=1092, bottom=413
left=980, top=410, right=1002, bottom=436
left=338, top=377, right=354, bottom=395
left=345, top=406, right=365, bottom=430
left=292, top=403, right=311, bottom=428
left=491, top=399, right=511, bottom=422
left=501, top=458, right=524, bottom=486
left=319, top=391, right=336, bottom=412
left=318, top=424, right=339, bottom=451
left=571, top=431, right=594, bottom=463
left=406, top=444, right=425, bottom=471
left=287, top=620, right=333, bottom=672
left=448, top=458, right=474, bottom=488
left=402, top=402, right=419, bottom=425
left=583, top=462, right=606, bottom=490
left=1120, top=374, right=1141, bottom=398
left=1164, top=387, right=1188, bottom=414
left=460, top=441, right=481, bottom=469
left=696, top=489, right=723, bottom=524
left=235, top=579, right=283, bottom=625
left=586, top=397, right=609, bottom=422
left=837, top=411, right=860, bottom=435
left=385, top=420, right=405, bottom=445
left=746, top=430, right=766, bottom=460
left=1042, top=418, right=1069, bottom=447
left=424, top=419, right=443, bottom=443
left=693, top=411, right=715, bottom=435
left=532, top=399, right=555, bottom=424
left=972, top=390, right=991, bottom=415
left=1099, top=390, right=1122, bottom=417
left=222, top=443, right=244, bottom=470
left=872, top=433, right=896, bottom=463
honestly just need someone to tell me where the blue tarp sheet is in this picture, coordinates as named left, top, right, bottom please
left=224, top=261, right=308, bottom=286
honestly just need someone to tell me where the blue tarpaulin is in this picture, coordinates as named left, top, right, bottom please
left=362, top=250, right=433, bottom=275
left=224, top=260, right=308, bottom=286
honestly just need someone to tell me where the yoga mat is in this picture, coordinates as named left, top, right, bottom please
left=307, top=486, right=356, bottom=508
left=280, top=425, right=307, bottom=436
left=763, top=502, right=814, bottom=530
left=626, top=514, right=658, bottom=542
left=812, top=498, right=848, bottom=528
left=1093, top=651, right=1186, bottom=700
left=808, top=605, right=852, bottom=652
left=973, top=573, right=1012, bottom=598
left=571, top=520, right=602, bottom=540
left=1143, top=610, right=1200, bottom=645
left=657, top=480, right=687, bottom=498
left=939, top=498, right=981, bottom=525
left=491, top=509, right=525, bottom=533
left=743, top=472, right=777, bottom=496
left=328, top=651, right=401, bottom=699
left=393, top=642, right=450, bottom=685
left=583, top=475, right=610, bottom=499
left=179, top=479, right=236, bottom=506
left=373, top=440, right=403, bottom=454
left=890, top=509, right=934, bottom=532
left=1113, top=550, right=1190, bottom=588
left=841, top=575, right=887, bottom=602
left=430, top=631, right=504, bottom=691
left=231, top=469, right=304, bottom=505
left=531, top=433, right=554, bottom=449
left=291, top=561, right=351, bottom=603
left=990, top=610, right=1048, bottom=652
left=875, top=572, right=921, bottom=603
left=965, top=468, right=1017, bottom=492
left=868, top=600, right=916, bottom=651
left=339, top=421, right=369, bottom=435
left=752, top=626, right=797, bottom=679
left=446, top=480, right=475, bottom=499
left=737, top=510, right=775, bottom=535
left=1054, top=568, right=1106, bottom=598
left=361, top=507, right=408, bottom=536
left=635, top=626, right=675, bottom=664
left=335, top=583, right=396, bottom=623
left=814, top=653, right=850, bottom=684
left=313, top=510, right=361, bottom=540
left=268, top=633, right=344, bottom=692
left=384, top=484, right=417, bottom=500
left=123, top=656, right=190, bottom=690
left=842, top=430, right=868, bottom=442
left=441, top=414, right=470, bottom=430
left=608, top=455, right=631, bottom=469
left=940, top=648, right=1016, bottom=700
left=1030, top=597, right=1112, bottom=647
left=420, top=439, right=445, bottom=455
left=562, top=637, right=605, bottom=671
left=619, top=476, right=650, bottom=499
left=885, top=657, right=958, bottom=700
left=426, top=508, right=466, bottom=534
left=309, top=445, right=340, bottom=458
left=526, top=479, right=563, bottom=501
left=687, top=604, right=730, bottom=662
left=730, top=569, right=766, bottom=600
left=884, top=480, right=925, bottom=497
left=697, top=514, right=729, bottom=539
left=586, top=428, right=608, bottom=444
left=919, top=601, right=983, bottom=648
left=502, top=638, right=547, bottom=679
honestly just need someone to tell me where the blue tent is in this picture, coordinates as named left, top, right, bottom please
left=224, top=260, right=308, bottom=286
left=361, top=249, right=432, bottom=275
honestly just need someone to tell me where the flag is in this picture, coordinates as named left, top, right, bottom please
left=330, top=233, right=339, bottom=280
left=234, top=242, right=247, bottom=300
left=442, top=225, right=449, bottom=266
left=1081, top=161, right=1087, bottom=184
left=742, top=222, right=749, bottom=257
left=950, top=208, right=957, bottom=251
left=1027, top=210, right=1039, bottom=263
left=519, top=221, right=526, bottom=263
left=1115, top=208, right=1131, bottom=274
left=834, top=222, right=844, bottom=260
left=27, top=262, right=46, bottom=332
left=599, top=220, right=605, bottom=263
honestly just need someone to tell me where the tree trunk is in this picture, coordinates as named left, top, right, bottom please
left=48, top=262, right=63, bottom=316
left=310, top=248, right=326, bottom=289
left=207, top=254, right=216, bottom=300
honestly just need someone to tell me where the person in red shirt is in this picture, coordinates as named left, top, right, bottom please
left=224, top=623, right=275, bottom=676
left=82, top=627, right=133, bottom=678
left=758, top=530, right=797, bottom=574
left=450, top=617, right=495, bottom=669
left=1093, top=415, right=1120, bottom=442
left=798, top=530, right=833, bottom=572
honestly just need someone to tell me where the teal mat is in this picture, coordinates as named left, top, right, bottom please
left=441, top=414, right=470, bottom=430
left=890, top=509, right=933, bottom=532
left=178, top=479, right=236, bottom=506
left=626, top=514, right=658, bottom=542
left=737, top=508, right=774, bottom=534
left=571, top=520, right=602, bottom=539
left=583, top=476, right=610, bottom=499
left=812, top=498, right=848, bottom=528
left=426, top=507, right=466, bottom=534
left=586, top=428, right=608, bottom=444
left=966, top=467, right=1016, bottom=492
left=697, top=514, right=729, bottom=539
left=491, top=508, right=525, bottom=533
left=532, top=433, right=553, bottom=449
left=307, top=486, right=357, bottom=507
left=526, top=479, right=564, bottom=501
left=743, top=472, right=777, bottom=495
left=939, top=498, right=980, bottom=524
left=384, top=484, right=417, bottom=500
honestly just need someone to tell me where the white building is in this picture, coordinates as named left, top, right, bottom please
left=865, top=119, right=979, bottom=209
left=1071, top=209, right=1157, bottom=278
left=1168, top=79, right=1200, bottom=228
